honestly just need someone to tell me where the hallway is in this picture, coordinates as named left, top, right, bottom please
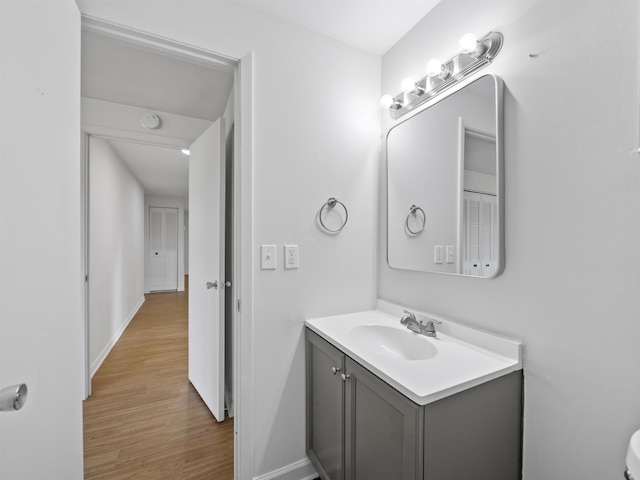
left=83, top=279, right=234, bottom=479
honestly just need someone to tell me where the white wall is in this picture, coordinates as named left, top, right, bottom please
left=379, top=1, right=640, bottom=478
left=76, top=2, right=380, bottom=478
left=89, top=136, right=145, bottom=375
left=144, top=194, right=186, bottom=292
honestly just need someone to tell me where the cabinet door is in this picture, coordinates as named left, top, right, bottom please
left=344, top=358, right=423, bottom=480
left=306, top=330, right=345, bottom=480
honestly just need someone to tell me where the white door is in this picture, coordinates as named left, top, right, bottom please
left=0, top=1, right=85, bottom=477
left=188, top=118, right=226, bottom=422
left=149, top=207, right=179, bottom=291
left=462, top=191, right=498, bottom=277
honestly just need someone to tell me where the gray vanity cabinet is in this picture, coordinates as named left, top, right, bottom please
left=306, top=328, right=522, bottom=480
left=306, top=329, right=422, bottom=480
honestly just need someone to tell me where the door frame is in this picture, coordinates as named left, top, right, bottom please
left=80, top=15, right=254, bottom=478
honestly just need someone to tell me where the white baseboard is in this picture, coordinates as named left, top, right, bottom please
left=90, top=296, right=145, bottom=377
left=253, top=458, right=317, bottom=480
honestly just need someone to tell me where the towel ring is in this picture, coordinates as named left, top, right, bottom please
left=406, top=204, right=425, bottom=235
left=319, top=197, right=348, bottom=233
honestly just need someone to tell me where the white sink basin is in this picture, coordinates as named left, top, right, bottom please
left=306, top=300, right=522, bottom=405
left=350, top=325, right=437, bottom=361
left=627, top=430, right=640, bottom=478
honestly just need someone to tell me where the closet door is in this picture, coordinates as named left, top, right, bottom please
left=149, top=207, right=178, bottom=291
left=462, top=192, right=497, bottom=277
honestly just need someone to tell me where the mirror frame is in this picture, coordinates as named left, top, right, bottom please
left=385, top=74, right=504, bottom=278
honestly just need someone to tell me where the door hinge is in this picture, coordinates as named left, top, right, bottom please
left=237, top=299, right=241, bottom=313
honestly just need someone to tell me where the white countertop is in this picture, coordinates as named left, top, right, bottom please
left=305, top=300, right=523, bottom=406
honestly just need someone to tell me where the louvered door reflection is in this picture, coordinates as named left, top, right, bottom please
left=463, top=192, right=497, bottom=277
left=149, top=207, right=178, bottom=291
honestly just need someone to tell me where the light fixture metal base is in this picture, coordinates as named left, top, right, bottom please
left=388, top=31, right=503, bottom=119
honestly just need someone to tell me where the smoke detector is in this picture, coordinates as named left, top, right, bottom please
left=140, top=111, right=161, bottom=130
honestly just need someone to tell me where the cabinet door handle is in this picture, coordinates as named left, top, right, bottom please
left=341, top=373, right=350, bottom=382
left=331, top=367, right=341, bottom=375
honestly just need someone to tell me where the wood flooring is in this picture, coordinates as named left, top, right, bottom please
left=83, top=279, right=234, bottom=479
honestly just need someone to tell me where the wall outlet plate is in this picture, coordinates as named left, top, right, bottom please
left=434, top=245, right=443, bottom=264
left=284, top=245, right=299, bottom=269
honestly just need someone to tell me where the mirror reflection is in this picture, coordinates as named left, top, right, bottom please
left=386, top=74, right=503, bottom=278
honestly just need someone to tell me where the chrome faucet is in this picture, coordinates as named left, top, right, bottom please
left=400, top=309, right=441, bottom=338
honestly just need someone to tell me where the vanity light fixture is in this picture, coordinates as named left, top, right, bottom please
left=458, top=33, right=479, bottom=54
left=380, top=31, right=503, bottom=119
left=380, top=94, right=403, bottom=110
left=425, top=59, right=449, bottom=79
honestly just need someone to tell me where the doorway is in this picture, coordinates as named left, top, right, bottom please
left=81, top=15, right=244, bottom=475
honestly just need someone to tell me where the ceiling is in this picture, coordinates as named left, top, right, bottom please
left=82, top=29, right=235, bottom=199
left=81, top=1, right=441, bottom=199
left=82, top=30, right=235, bottom=122
left=233, top=0, right=442, bottom=55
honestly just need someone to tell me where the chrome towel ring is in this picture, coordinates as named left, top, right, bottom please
left=406, top=204, right=425, bottom=235
left=319, top=197, right=348, bottom=233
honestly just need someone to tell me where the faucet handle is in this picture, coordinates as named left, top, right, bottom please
left=400, top=309, right=417, bottom=326
left=427, top=317, right=442, bottom=325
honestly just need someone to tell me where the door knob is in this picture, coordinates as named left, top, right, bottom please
left=206, top=281, right=218, bottom=290
left=0, top=383, right=27, bottom=412
left=223, top=281, right=231, bottom=288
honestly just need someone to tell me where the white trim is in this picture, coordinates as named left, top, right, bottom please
left=90, top=296, right=145, bottom=377
left=235, top=51, right=254, bottom=480
left=252, top=458, right=317, bottom=480
left=81, top=15, right=236, bottom=73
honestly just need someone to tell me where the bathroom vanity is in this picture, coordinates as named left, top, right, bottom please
left=305, top=301, right=523, bottom=480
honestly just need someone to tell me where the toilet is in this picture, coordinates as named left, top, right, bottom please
left=626, top=430, right=640, bottom=479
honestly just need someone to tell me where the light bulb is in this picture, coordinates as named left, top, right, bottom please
left=181, top=149, right=191, bottom=156
left=426, top=59, right=444, bottom=77
left=401, top=77, right=417, bottom=92
left=459, top=33, right=478, bottom=54
left=380, top=94, right=395, bottom=108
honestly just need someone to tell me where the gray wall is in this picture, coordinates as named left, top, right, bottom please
left=379, top=1, right=640, bottom=478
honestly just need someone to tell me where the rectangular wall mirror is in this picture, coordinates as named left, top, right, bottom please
left=386, top=74, right=504, bottom=278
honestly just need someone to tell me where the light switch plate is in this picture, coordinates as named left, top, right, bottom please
left=261, top=245, right=276, bottom=270
left=446, top=245, right=455, bottom=264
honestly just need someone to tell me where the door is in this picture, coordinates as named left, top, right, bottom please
left=149, top=207, right=179, bottom=291
left=0, top=1, right=85, bottom=477
left=188, top=118, right=226, bottom=422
